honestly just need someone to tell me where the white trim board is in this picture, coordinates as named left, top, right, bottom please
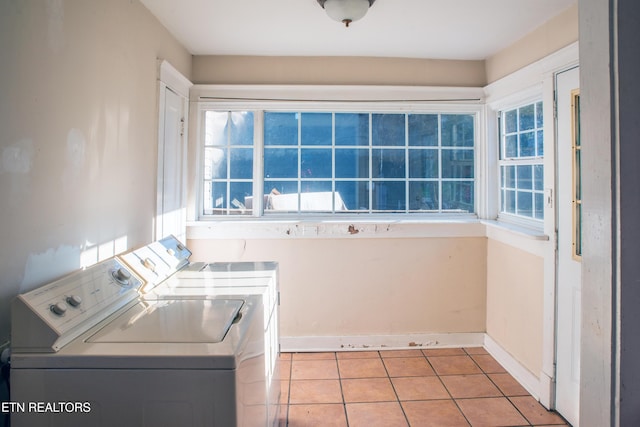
left=280, top=333, right=484, bottom=353
left=280, top=333, right=549, bottom=409
left=483, top=334, right=547, bottom=406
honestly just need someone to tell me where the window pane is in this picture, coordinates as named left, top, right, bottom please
left=536, top=130, right=544, bottom=156
left=535, top=193, right=544, bottom=219
left=505, top=135, right=517, bottom=158
left=505, top=189, right=516, bottom=213
left=264, top=112, right=298, bottom=146
left=372, top=114, right=405, bottom=146
left=229, top=148, right=253, bottom=179
left=505, top=110, right=517, bottom=134
left=208, top=181, right=227, bottom=209
left=205, top=111, right=228, bottom=146
left=504, top=165, right=516, bottom=188
left=442, top=115, right=474, bottom=147
left=204, top=147, right=227, bottom=179
left=335, top=148, right=369, bottom=178
left=336, top=181, right=369, bottom=211
left=301, top=148, right=332, bottom=178
left=536, top=101, right=544, bottom=128
left=300, top=180, right=331, bottom=193
left=265, top=181, right=298, bottom=211
left=442, top=149, right=474, bottom=179
left=517, top=165, right=532, bottom=190
left=372, top=149, right=405, bottom=178
left=300, top=181, right=335, bottom=211
left=265, top=180, right=297, bottom=196
left=301, top=113, right=332, bottom=146
left=519, top=104, right=535, bottom=131
left=229, top=182, right=253, bottom=212
left=409, top=181, right=438, bottom=210
left=230, top=112, right=254, bottom=145
left=517, top=191, right=533, bottom=217
left=519, top=132, right=535, bottom=157
left=335, top=113, right=369, bottom=146
left=442, top=181, right=473, bottom=212
left=408, top=114, right=438, bottom=146
left=409, top=149, right=438, bottom=178
left=264, top=148, right=297, bottom=178
left=534, top=165, right=544, bottom=191
left=372, top=181, right=406, bottom=210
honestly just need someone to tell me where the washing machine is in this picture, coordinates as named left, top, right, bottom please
left=120, top=236, right=280, bottom=426
left=10, top=256, right=266, bottom=427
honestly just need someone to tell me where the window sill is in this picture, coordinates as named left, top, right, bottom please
left=481, top=219, right=549, bottom=241
left=187, top=215, right=485, bottom=240
left=482, top=220, right=549, bottom=257
left=186, top=217, right=551, bottom=250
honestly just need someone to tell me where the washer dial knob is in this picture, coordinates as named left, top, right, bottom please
left=66, top=295, right=82, bottom=307
left=142, top=258, right=156, bottom=272
left=50, top=302, right=68, bottom=316
left=112, top=267, right=132, bottom=285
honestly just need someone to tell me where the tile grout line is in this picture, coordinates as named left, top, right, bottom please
left=334, top=351, right=351, bottom=427
left=380, top=351, right=412, bottom=427
left=463, top=347, right=536, bottom=427
left=426, top=350, right=474, bottom=427
left=284, top=354, right=293, bottom=427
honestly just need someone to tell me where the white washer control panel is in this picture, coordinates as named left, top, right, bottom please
left=12, top=258, right=144, bottom=352
left=120, top=235, right=191, bottom=289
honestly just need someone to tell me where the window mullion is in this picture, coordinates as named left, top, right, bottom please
left=405, top=114, right=409, bottom=213
left=438, top=114, right=443, bottom=213
left=297, top=112, right=302, bottom=213
left=253, top=110, right=264, bottom=217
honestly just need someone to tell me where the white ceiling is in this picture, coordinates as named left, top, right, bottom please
left=141, top=0, right=576, bottom=60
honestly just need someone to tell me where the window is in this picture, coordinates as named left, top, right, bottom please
left=203, top=111, right=254, bottom=215
left=498, top=101, right=544, bottom=222
left=571, top=90, right=581, bottom=259
left=201, top=109, right=476, bottom=217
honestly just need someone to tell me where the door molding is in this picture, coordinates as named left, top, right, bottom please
left=156, top=60, right=192, bottom=241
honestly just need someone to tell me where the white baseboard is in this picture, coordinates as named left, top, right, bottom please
left=483, top=334, right=543, bottom=402
left=280, top=332, right=551, bottom=408
left=280, top=332, right=485, bottom=353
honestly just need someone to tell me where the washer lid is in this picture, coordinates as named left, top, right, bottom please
left=87, top=299, right=243, bottom=343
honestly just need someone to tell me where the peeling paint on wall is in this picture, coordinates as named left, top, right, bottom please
left=20, top=245, right=81, bottom=292
left=66, top=128, right=86, bottom=168
left=46, top=0, right=65, bottom=53
left=1, top=139, right=33, bottom=174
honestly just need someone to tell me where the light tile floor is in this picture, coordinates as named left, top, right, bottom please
left=277, top=348, right=569, bottom=427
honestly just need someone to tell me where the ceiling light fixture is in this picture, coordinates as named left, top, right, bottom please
left=317, top=0, right=376, bottom=27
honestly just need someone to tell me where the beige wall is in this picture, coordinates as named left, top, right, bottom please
left=188, top=237, right=487, bottom=339
left=192, top=55, right=486, bottom=87
left=0, top=0, right=191, bottom=344
left=191, top=5, right=577, bottom=88
left=486, top=239, right=545, bottom=376
left=485, top=3, right=578, bottom=83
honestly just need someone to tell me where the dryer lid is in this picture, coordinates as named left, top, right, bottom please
left=87, top=299, right=243, bottom=343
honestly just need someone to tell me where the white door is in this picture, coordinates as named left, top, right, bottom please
left=157, top=87, right=186, bottom=241
left=555, top=66, right=581, bottom=426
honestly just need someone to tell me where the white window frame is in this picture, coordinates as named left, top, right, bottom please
left=486, top=85, right=546, bottom=231
left=497, top=99, right=545, bottom=226
left=191, top=86, right=485, bottom=222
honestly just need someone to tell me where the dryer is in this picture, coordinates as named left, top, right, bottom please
left=120, top=236, right=280, bottom=426
left=10, top=256, right=266, bottom=427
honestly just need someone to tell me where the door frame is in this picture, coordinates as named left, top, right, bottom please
left=155, top=60, right=192, bottom=241
left=552, top=65, right=581, bottom=426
